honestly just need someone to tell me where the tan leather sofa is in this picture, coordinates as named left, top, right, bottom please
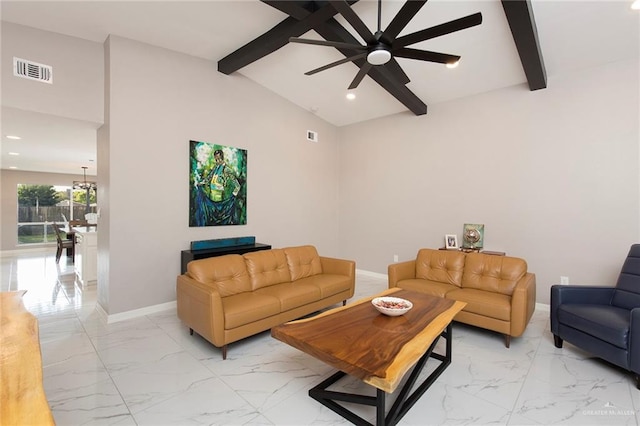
left=388, top=249, right=536, bottom=347
left=177, top=245, right=355, bottom=359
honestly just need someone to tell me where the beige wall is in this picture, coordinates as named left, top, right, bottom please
left=99, top=35, right=341, bottom=315
left=1, top=22, right=103, bottom=123
left=338, top=58, right=640, bottom=304
left=2, top=21, right=639, bottom=315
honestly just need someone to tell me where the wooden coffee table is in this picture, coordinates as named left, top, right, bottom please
left=271, top=288, right=465, bottom=426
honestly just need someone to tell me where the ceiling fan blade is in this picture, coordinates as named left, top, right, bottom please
left=393, top=12, right=483, bottom=48
left=379, top=0, right=428, bottom=45
left=393, top=48, right=460, bottom=64
left=329, top=0, right=376, bottom=44
left=348, top=62, right=373, bottom=90
left=383, top=59, right=411, bottom=85
left=305, top=52, right=368, bottom=75
left=289, top=37, right=366, bottom=51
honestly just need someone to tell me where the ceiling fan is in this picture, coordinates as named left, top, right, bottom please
left=289, top=0, right=483, bottom=90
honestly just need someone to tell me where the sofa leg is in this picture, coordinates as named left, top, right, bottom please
left=342, top=300, right=346, bottom=306
left=189, top=328, right=194, bottom=336
left=634, top=374, right=639, bottom=390
left=222, top=345, right=227, bottom=360
left=553, top=335, right=563, bottom=348
left=504, top=334, right=511, bottom=348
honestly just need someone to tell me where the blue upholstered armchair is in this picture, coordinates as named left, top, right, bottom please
left=551, top=244, right=640, bottom=389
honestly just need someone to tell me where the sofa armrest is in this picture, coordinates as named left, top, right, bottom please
left=550, top=285, right=616, bottom=335
left=320, top=256, right=355, bottom=279
left=630, top=308, right=640, bottom=375
left=176, top=274, right=225, bottom=347
left=510, top=273, right=536, bottom=337
left=388, top=260, right=416, bottom=288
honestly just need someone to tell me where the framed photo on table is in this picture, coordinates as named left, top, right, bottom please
left=445, top=234, right=459, bottom=250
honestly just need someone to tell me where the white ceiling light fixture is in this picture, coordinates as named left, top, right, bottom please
left=632, top=0, right=640, bottom=10
left=367, top=48, right=391, bottom=66
left=6, top=135, right=21, bottom=140
left=446, top=61, right=460, bottom=69
left=8, top=152, right=20, bottom=156
left=346, top=92, right=356, bottom=100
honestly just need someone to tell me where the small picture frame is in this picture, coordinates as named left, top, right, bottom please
left=445, top=234, right=459, bottom=250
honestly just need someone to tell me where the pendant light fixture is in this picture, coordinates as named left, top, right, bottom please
left=73, top=166, right=97, bottom=190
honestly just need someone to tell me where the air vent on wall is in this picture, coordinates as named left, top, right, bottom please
left=307, top=130, right=318, bottom=142
left=13, top=57, right=52, bottom=84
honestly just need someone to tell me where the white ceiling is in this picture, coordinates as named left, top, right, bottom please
left=1, top=0, right=639, bottom=175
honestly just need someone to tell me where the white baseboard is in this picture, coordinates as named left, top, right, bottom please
left=536, top=302, right=550, bottom=312
left=92, top=271, right=549, bottom=324
left=356, top=269, right=387, bottom=280
left=97, top=301, right=177, bottom=324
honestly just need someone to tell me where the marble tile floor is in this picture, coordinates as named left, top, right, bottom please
left=1, top=248, right=639, bottom=425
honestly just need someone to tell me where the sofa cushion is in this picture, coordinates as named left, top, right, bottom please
left=396, top=279, right=457, bottom=298
left=187, top=254, right=252, bottom=297
left=244, top=249, right=292, bottom=290
left=415, top=249, right=465, bottom=287
left=295, top=274, right=352, bottom=298
left=461, top=253, right=526, bottom=296
left=222, top=292, right=281, bottom=329
left=255, top=282, right=321, bottom=311
left=284, top=245, right=323, bottom=281
left=557, top=304, right=630, bottom=349
left=446, top=288, right=511, bottom=321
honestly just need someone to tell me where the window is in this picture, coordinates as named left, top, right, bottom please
left=17, top=183, right=98, bottom=245
left=17, top=184, right=69, bottom=244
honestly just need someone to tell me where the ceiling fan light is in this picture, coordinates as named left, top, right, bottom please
left=367, top=49, right=391, bottom=66
left=446, top=60, right=460, bottom=69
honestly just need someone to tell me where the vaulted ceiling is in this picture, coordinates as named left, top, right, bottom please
left=218, top=0, right=546, bottom=118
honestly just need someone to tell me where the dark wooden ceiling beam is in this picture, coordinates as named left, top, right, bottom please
left=501, top=0, right=547, bottom=90
left=218, top=1, right=351, bottom=75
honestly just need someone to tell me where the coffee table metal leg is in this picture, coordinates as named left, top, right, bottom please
left=310, top=371, right=377, bottom=425
left=308, top=324, right=453, bottom=426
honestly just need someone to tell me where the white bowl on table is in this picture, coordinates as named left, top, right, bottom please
left=371, top=296, right=413, bottom=316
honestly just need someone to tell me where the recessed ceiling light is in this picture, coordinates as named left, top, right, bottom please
left=632, top=0, right=640, bottom=10
left=446, top=61, right=460, bottom=69
left=8, top=152, right=19, bottom=156
left=9, top=166, right=17, bottom=169
left=346, top=93, right=356, bottom=100
left=6, top=135, right=21, bottom=140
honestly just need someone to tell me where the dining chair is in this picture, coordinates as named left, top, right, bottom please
left=52, top=222, right=74, bottom=264
left=84, top=213, right=98, bottom=224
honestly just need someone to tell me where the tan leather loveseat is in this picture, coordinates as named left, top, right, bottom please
left=388, top=249, right=536, bottom=347
left=177, top=245, right=355, bottom=359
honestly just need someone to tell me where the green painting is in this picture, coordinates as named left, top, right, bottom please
left=189, top=140, right=247, bottom=227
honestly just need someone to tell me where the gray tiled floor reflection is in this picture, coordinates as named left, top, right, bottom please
left=1, top=249, right=638, bottom=425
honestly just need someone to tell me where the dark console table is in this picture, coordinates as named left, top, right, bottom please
left=181, top=243, right=272, bottom=274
